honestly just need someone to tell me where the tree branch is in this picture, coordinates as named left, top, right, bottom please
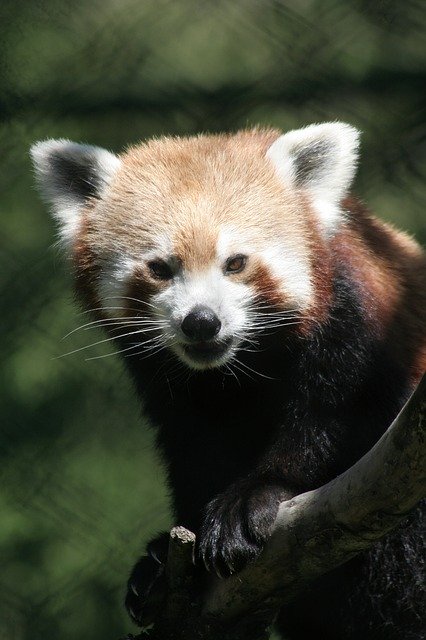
left=128, top=373, right=425, bottom=639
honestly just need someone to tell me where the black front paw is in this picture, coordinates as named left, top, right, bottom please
left=196, top=480, right=286, bottom=578
left=125, top=533, right=169, bottom=627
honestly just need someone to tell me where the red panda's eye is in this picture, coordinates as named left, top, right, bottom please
left=147, top=260, right=173, bottom=281
left=224, top=254, right=247, bottom=274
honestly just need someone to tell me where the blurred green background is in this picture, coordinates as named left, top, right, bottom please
left=0, top=1, right=424, bottom=639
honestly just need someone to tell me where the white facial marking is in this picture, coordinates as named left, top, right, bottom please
left=260, top=244, right=313, bottom=308
left=98, top=233, right=175, bottom=316
left=219, top=227, right=313, bottom=310
left=153, top=266, right=251, bottom=369
left=98, top=256, right=139, bottom=314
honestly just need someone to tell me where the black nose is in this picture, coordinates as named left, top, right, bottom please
left=181, top=306, right=221, bottom=341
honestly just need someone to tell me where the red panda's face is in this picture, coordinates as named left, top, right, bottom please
left=31, top=124, right=359, bottom=370
left=94, top=222, right=312, bottom=370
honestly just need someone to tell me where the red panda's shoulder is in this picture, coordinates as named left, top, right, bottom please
left=333, top=196, right=425, bottom=381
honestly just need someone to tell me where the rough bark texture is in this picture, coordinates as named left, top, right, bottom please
left=125, top=373, right=425, bottom=640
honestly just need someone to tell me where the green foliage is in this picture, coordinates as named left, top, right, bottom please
left=0, top=1, right=424, bottom=638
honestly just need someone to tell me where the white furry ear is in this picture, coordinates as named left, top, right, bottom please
left=266, top=122, right=360, bottom=232
left=30, top=139, right=121, bottom=243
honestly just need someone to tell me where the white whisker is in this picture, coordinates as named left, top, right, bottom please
left=79, top=305, right=145, bottom=315
left=85, top=342, right=143, bottom=361
left=104, top=295, right=160, bottom=312
left=228, top=358, right=256, bottom=382
left=222, top=362, right=241, bottom=386
left=230, top=355, right=277, bottom=381
left=55, top=327, right=164, bottom=359
left=129, top=343, right=169, bottom=361
left=62, top=317, right=167, bottom=339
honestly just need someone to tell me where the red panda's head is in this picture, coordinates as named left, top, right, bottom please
left=31, top=124, right=360, bottom=370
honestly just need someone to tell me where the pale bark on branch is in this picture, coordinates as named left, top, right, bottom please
left=128, top=373, right=425, bottom=640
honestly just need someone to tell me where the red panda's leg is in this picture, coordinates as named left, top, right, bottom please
left=196, top=476, right=294, bottom=578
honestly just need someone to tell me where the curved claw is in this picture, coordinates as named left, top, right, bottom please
left=196, top=479, right=286, bottom=578
left=125, top=555, right=166, bottom=627
left=196, top=492, right=266, bottom=578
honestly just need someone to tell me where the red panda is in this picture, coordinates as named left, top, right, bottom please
left=31, top=123, right=425, bottom=639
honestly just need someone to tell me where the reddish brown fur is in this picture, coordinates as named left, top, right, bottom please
left=337, top=197, right=426, bottom=381
left=246, top=259, right=285, bottom=308
left=125, top=267, right=160, bottom=317
left=73, top=212, right=102, bottom=318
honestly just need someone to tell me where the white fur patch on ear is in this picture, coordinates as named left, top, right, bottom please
left=266, top=122, right=360, bottom=233
left=30, top=139, right=121, bottom=244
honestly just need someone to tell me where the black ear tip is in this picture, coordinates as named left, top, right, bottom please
left=30, top=139, right=73, bottom=171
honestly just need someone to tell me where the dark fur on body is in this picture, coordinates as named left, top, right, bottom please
left=123, top=250, right=424, bottom=638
